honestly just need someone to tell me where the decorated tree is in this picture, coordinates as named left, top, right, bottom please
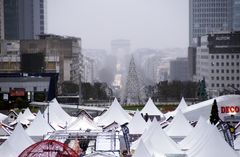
left=209, top=99, right=220, bottom=125
left=197, top=78, right=208, bottom=100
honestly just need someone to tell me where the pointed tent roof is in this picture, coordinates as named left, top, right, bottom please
left=164, top=97, right=188, bottom=119
left=96, top=98, right=131, bottom=126
left=179, top=116, right=209, bottom=150
left=144, top=121, right=184, bottom=155
left=0, top=123, right=34, bottom=156
left=187, top=125, right=238, bottom=157
left=141, top=98, right=164, bottom=117
left=10, top=112, right=30, bottom=126
left=68, top=115, right=101, bottom=131
left=128, top=110, right=147, bottom=134
left=165, top=110, right=192, bottom=137
left=26, top=111, right=54, bottom=137
left=44, top=98, right=76, bottom=128
left=22, top=108, right=35, bottom=121
left=133, top=140, right=153, bottom=157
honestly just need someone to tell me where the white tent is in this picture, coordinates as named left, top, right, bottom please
left=179, top=116, right=209, bottom=150
left=187, top=125, right=238, bottom=157
left=128, top=110, right=147, bottom=134
left=141, top=98, right=164, bottom=118
left=165, top=97, right=188, bottom=118
left=22, top=108, right=35, bottom=121
left=96, top=98, right=131, bottom=126
left=0, top=113, right=8, bottom=122
left=9, top=112, right=30, bottom=126
left=132, top=119, right=184, bottom=156
left=0, top=123, right=34, bottom=157
left=43, top=98, right=76, bottom=129
left=68, top=115, right=101, bottom=131
left=133, top=140, right=154, bottom=157
left=165, top=110, right=192, bottom=138
left=26, top=111, right=54, bottom=137
left=183, top=95, right=240, bottom=121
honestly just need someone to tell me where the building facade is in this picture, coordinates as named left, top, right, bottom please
left=0, top=0, right=4, bottom=39
left=233, top=0, right=240, bottom=31
left=4, top=0, right=46, bottom=40
left=20, top=34, right=82, bottom=87
left=169, top=58, right=191, bottom=81
left=189, top=0, right=233, bottom=46
left=195, top=32, right=240, bottom=95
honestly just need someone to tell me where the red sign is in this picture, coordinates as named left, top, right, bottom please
left=10, top=88, right=25, bottom=97
left=221, top=106, right=240, bottom=113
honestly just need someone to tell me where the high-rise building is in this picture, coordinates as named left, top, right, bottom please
left=170, top=58, right=191, bottom=81
left=4, top=0, right=46, bottom=40
left=189, top=0, right=233, bottom=46
left=233, top=0, right=240, bottom=31
left=195, top=31, right=240, bottom=96
left=0, top=0, right=4, bottom=39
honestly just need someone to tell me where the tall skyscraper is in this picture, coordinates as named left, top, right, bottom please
left=4, top=0, right=46, bottom=40
left=233, top=0, right=240, bottom=31
left=0, top=0, right=4, bottom=39
left=189, top=0, right=233, bottom=46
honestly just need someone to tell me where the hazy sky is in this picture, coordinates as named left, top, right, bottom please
left=47, top=0, right=189, bottom=50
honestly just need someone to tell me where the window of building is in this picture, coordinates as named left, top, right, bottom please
left=211, top=55, right=214, bottom=59
left=221, top=84, right=224, bottom=87
left=221, top=76, right=224, bottom=80
left=216, top=69, right=219, bottom=73
left=212, top=83, right=215, bottom=87
left=237, top=84, right=240, bottom=88
left=237, top=77, right=239, bottom=80
left=216, top=84, right=219, bottom=87
left=226, top=69, right=229, bottom=73
left=221, top=69, right=224, bottom=73
left=216, top=62, right=219, bottom=66
left=232, top=55, right=234, bottom=59
left=237, top=69, right=240, bottom=73
left=237, top=55, right=239, bottom=59
left=216, top=76, right=219, bottom=80
left=211, top=77, right=214, bottom=80
left=227, top=77, right=229, bottom=80
left=237, top=62, right=239, bottom=66
left=221, top=62, right=224, bottom=66
left=221, top=55, right=224, bottom=59
left=216, top=55, right=219, bottom=59
left=226, top=55, right=229, bottom=59
left=232, top=77, right=235, bottom=80
left=232, top=70, right=234, bottom=73
left=211, top=69, right=214, bottom=73
left=232, top=62, right=234, bottom=66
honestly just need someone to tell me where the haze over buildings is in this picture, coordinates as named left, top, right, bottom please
left=47, top=0, right=189, bottom=51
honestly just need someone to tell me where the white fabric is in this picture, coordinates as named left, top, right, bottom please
left=22, top=108, right=35, bottom=121
left=128, top=110, right=147, bottom=134
left=26, top=111, right=54, bottom=136
left=10, top=112, right=30, bottom=126
left=0, top=123, right=34, bottom=157
left=179, top=116, right=208, bottom=150
left=0, top=113, right=8, bottom=122
left=68, top=115, right=101, bottom=131
left=132, top=119, right=184, bottom=156
left=184, top=95, right=240, bottom=121
left=187, top=125, right=238, bottom=157
left=141, top=98, right=164, bottom=118
left=165, top=110, right=192, bottom=137
left=165, top=97, right=188, bottom=118
left=96, top=98, right=131, bottom=126
left=43, top=98, right=76, bottom=129
left=133, top=140, right=153, bottom=157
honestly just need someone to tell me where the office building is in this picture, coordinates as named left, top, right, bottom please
left=170, top=58, right=191, bottom=81
left=233, top=0, right=240, bottom=31
left=189, top=0, right=232, bottom=46
left=195, top=31, right=240, bottom=95
left=0, top=0, right=4, bottom=39
left=4, top=0, right=46, bottom=40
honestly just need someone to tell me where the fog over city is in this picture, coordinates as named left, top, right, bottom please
left=48, top=0, right=189, bottom=52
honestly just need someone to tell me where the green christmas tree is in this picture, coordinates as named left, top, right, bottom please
left=209, top=99, right=220, bottom=125
left=198, top=78, right=208, bottom=100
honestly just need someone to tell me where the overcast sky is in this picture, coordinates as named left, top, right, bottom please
left=47, top=0, right=189, bottom=51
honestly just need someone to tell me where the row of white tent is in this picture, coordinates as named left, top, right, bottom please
left=0, top=95, right=240, bottom=157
